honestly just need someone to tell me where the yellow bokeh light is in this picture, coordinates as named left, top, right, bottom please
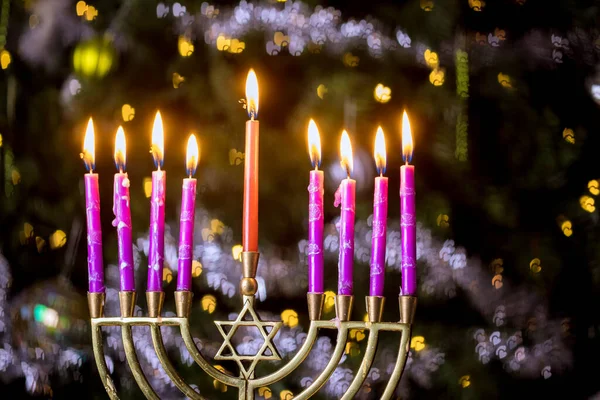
left=561, top=220, right=573, bottom=237
left=563, top=128, right=575, bottom=144
left=530, top=258, right=542, bottom=273
left=349, top=329, right=366, bottom=342
left=1, top=50, right=11, bottom=70
left=163, top=268, right=173, bottom=283
left=173, top=72, right=185, bottom=88
left=143, top=177, right=152, bottom=198
left=201, top=295, right=217, bottom=314
left=121, top=104, right=135, bottom=121
left=429, top=68, right=445, bottom=86
left=258, top=387, right=272, bottom=399
left=49, top=230, right=67, bottom=249
left=36, top=236, right=46, bottom=253
left=317, top=84, right=328, bottom=99
left=274, top=32, right=290, bottom=47
left=0, top=134, right=3, bottom=147
left=24, top=222, right=34, bottom=238
left=211, top=219, right=225, bottom=235
left=231, top=245, right=243, bottom=261
left=492, top=274, right=503, bottom=289
left=345, top=341, right=360, bottom=356
left=374, top=83, right=391, bottom=103
left=469, top=0, right=485, bottom=11
left=85, top=5, right=98, bottom=20
left=192, top=260, right=203, bottom=277
left=11, top=168, right=21, bottom=185
left=279, top=390, right=294, bottom=400
left=229, top=148, right=244, bottom=165
left=281, top=309, right=299, bottom=328
left=588, top=180, right=599, bottom=195
left=342, top=52, right=359, bottom=67
left=490, top=258, right=504, bottom=274
left=410, top=336, right=426, bottom=351
left=420, top=0, right=434, bottom=11
left=437, top=214, right=450, bottom=228
left=178, top=36, right=194, bottom=57
left=76, top=1, right=87, bottom=16
left=459, top=375, right=471, bottom=388
left=498, top=73, right=513, bottom=88
left=580, top=195, right=595, bottom=213
left=424, top=49, right=439, bottom=68
left=323, top=290, right=336, bottom=313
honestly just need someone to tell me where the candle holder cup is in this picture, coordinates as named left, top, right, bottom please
left=89, top=251, right=417, bottom=399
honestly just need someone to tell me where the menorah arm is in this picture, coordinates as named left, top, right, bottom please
left=121, top=326, right=160, bottom=400
left=292, top=323, right=350, bottom=400
left=178, top=319, right=244, bottom=389
left=380, top=326, right=411, bottom=400
left=340, top=327, right=380, bottom=400
left=91, top=323, right=120, bottom=400
left=150, top=326, right=206, bottom=400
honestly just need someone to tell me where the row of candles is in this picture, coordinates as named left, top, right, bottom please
left=82, top=69, right=417, bottom=299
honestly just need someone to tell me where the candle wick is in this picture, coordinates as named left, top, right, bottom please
left=405, top=160, right=408, bottom=166
left=380, top=171, right=383, bottom=177
left=157, top=165, right=161, bottom=171
left=314, top=164, right=318, bottom=171
left=189, top=174, right=192, bottom=179
left=119, top=167, right=124, bottom=174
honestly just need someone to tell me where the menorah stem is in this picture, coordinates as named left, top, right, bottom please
left=380, top=326, right=412, bottom=400
left=340, top=328, right=380, bottom=400
left=121, top=326, right=160, bottom=400
left=150, top=325, right=204, bottom=400
left=91, top=323, right=120, bottom=400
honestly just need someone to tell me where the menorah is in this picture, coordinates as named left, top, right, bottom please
left=88, top=251, right=417, bottom=399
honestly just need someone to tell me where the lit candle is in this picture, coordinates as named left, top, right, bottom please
left=400, top=111, right=416, bottom=296
left=307, top=119, right=324, bottom=294
left=176, top=134, right=199, bottom=291
left=243, top=69, right=259, bottom=252
left=147, top=111, right=166, bottom=292
left=337, top=130, right=355, bottom=295
left=81, top=118, right=105, bottom=293
left=370, top=127, right=388, bottom=297
left=112, top=126, right=134, bottom=292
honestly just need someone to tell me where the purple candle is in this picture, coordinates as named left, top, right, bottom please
left=147, top=112, right=166, bottom=292
left=82, top=118, right=105, bottom=293
left=400, top=111, right=417, bottom=296
left=176, top=134, right=199, bottom=291
left=307, top=119, right=324, bottom=294
left=370, top=127, right=388, bottom=297
left=112, top=126, right=135, bottom=292
left=337, top=130, right=355, bottom=296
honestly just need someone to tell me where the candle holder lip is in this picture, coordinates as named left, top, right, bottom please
left=241, top=251, right=260, bottom=297
left=366, top=295, right=385, bottom=323
left=119, top=291, right=137, bottom=318
left=334, top=294, right=354, bottom=322
left=307, top=292, right=325, bottom=321
left=399, top=295, right=417, bottom=325
left=87, top=292, right=105, bottom=319
left=146, top=291, right=165, bottom=318
left=174, top=290, right=193, bottom=318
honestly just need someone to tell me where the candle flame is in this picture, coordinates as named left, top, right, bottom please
left=340, top=130, right=353, bottom=177
left=81, top=117, right=95, bottom=171
left=374, top=126, right=386, bottom=175
left=307, top=119, right=321, bottom=168
left=402, top=110, right=413, bottom=163
left=151, top=111, right=164, bottom=168
left=186, top=133, right=199, bottom=177
left=114, top=126, right=126, bottom=172
left=245, top=69, right=259, bottom=119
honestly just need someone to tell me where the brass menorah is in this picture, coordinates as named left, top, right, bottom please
left=88, top=251, right=417, bottom=399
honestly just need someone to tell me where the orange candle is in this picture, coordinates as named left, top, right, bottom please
left=243, top=69, right=259, bottom=252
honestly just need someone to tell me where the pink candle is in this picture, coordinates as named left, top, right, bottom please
left=307, top=120, right=324, bottom=294
left=243, top=70, right=259, bottom=252
left=81, top=118, right=105, bottom=293
left=337, top=130, right=355, bottom=296
left=177, top=134, right=199, bottom=291
left=147, top=112, right=166, bottom=292
left=370, top=127, right=388, bottom=297
left=112, top=126, right=135, bottom=292
left=400, top=111, right=417, bottom=296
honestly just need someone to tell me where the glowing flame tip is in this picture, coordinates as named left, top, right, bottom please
left=82, top=117, right=95, bottom=171
left=186, top=134, right=200, bottom=177
left=114, top=126, right=126, bottom=171
left=151, top=111, right=164, bottom=168
left=374, top=126, right=386, bottom=174
left=307, top=119, right=321, bottom=168
left=245, top=69, right=259, bottom=119
left=340, top=130, right=353, bottom=177
left=402, top=110, right=413, bottom=163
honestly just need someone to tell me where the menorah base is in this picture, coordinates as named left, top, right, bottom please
left=89, top=293, right=415, bottom=400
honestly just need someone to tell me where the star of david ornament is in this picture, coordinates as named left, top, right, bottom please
left=214, top=299, right=282, bottom=379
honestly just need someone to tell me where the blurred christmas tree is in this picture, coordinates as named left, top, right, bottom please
left=0, top=0, right=599, bottom=398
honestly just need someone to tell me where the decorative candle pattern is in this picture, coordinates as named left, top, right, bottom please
left=400, top=111, right=416, bottom=296
left=148, top=170, right=166, bottom=291
left=82, top=118, right=104, bottom=293
left=308, top=170, right=324, bottom=293
left=177, top=134, right=199, bottom=291
left=85, top=173, right=105, bottom=293
left=113, top=173, right=134, bottom=291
